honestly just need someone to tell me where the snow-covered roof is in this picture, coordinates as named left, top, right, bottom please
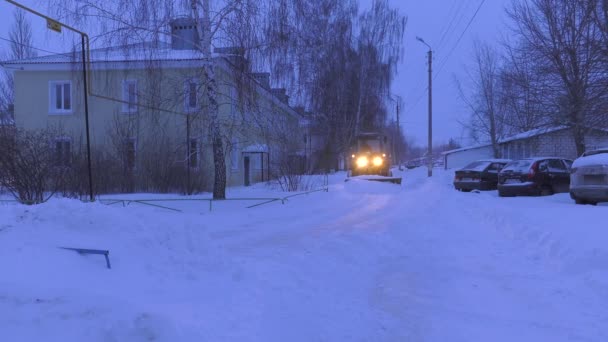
left=441, top=143, right=492, bottom=155
left=443, top=126, right=608, bottom=156
left=499, top=126, right=569, bottom=144
left=242, top=144, right=269, bottom=153
left=2, top=45, right=212, bottom=65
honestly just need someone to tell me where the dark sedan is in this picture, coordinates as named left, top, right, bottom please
left=498, top=157, right=573, bottom=197
left=454, top=159, right=511, bottom=192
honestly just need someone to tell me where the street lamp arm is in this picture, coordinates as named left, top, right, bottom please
left=415, top=36, right=432, bottom=50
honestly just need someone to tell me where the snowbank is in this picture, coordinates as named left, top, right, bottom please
left=1, top=167, right=607, bottom=341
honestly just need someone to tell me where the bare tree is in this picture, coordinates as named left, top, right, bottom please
left=508, top=0, right=608, bottom=155
left=1, top=9, right=37, bottom=118
left=456, top=41, right=506, bottom=157
left=499, top=41, right=552, bottom=133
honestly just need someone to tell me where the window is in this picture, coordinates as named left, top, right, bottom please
left=188, top=139, right=199, bottom=168
left=49, top=81, right=72, bottom=113
left=185, top=80, right=198, bottom=111
left=487, top=163, right=504, bottom=173
left=124, top=139, right=136, bottom=170
left=122, top=80, right=138, bottom=113
left=54, top=138, right=71, bottom=167
left=547, top=159, right=566, bottom=172
left=231, top=138, right=239, bottom=170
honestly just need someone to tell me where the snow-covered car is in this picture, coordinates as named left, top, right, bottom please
left=453, top=159, right=511, bottom=192
left=498, top=157, right=573, bottom=197
left=570, top=148, right=608, bottom=205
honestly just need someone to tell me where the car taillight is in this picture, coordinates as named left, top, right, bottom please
left=528, top=161, right=538, bottom=179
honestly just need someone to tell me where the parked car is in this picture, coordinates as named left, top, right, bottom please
left=498, top=157, right=573, bottom=197
left=570, top=148, right=608, bottom=205
left=453, top=159, right=511, bottom=192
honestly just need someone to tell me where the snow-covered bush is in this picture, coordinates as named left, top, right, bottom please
left=0, top=127, right=69, bottom=204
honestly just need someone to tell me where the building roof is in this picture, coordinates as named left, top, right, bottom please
left=1, top=43, right=215, bottom=65
left=499, top=125, right=568, bottom=144
left=442, top=125, right=608, bottom=156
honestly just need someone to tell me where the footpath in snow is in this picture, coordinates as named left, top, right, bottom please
left=1, top=168, right=607, bottom=341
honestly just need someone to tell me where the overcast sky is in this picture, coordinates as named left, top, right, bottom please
left=0, top=0, right=512, bottom=147
left=358, top=0, right=512, bottom=146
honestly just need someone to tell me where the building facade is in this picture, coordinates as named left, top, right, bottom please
left=443, top=126, right=608, bottom=170
left=4, top=24, right=301, bottom=193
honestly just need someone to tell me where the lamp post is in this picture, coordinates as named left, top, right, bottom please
left=416, top=36, right=433, bottom=177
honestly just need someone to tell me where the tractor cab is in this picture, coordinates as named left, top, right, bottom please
left=347, top=133, right=401, bottom=184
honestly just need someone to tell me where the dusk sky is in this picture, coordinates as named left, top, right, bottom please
left=0, top=0, right=512, bottom=146
left=359, top=0, right=512, bottom=147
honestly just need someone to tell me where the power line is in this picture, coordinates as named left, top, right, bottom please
left=402, top=0, right=486, bottom=124
left=0, top=36, right=77, bottom=59
left=434, top=0, right=487, bottom=80
left=403, top=1, right=466, bottom=116
left=436, top=0, right=473, bottom=52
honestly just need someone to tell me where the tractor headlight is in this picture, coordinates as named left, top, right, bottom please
left=373, top=156, right=383, bottom=166
left=356, top=156, right=369, bottom=168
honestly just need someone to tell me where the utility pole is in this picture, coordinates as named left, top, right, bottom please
left=416, top=36, right=433, bottom=177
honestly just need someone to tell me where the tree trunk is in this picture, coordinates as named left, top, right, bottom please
left=194, top=0, right=227, bottom=199
left=573, top=123, right=586, bottom=157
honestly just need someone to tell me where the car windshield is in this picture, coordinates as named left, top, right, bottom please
left=501, top=159, right=534, bottom=172
left=462, top=161, right=491, bottom=171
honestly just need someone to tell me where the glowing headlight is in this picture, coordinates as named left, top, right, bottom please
left=373, top=156, right=383, bottom=166
left=356, top=156, right=369, bottom=168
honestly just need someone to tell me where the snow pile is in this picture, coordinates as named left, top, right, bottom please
left=1, top=167, right=608, bottom=341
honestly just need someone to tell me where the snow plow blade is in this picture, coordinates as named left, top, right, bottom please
left=345, top=176, right=402, bottom=185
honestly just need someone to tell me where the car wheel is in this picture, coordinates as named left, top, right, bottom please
left=540, top=185, right=553, bottom=196
left=574, top=198, right=587, bottom=205
left=498, top=190, right=506, bottom=197
left=461, top=189, right=472, bottom=193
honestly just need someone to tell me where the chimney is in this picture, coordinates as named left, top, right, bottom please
left=251, top=72, right=270, bottom=90
left=271, top=88, right=289, bottom=104
left=170, top=17, right=200, bottom=50
left=214, top=46, right=249, bottom=71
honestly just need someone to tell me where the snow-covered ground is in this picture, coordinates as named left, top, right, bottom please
left=1, top=168, right=607, bottom=341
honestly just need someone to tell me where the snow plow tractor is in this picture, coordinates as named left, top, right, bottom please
left=346, top=133, right=402, bottom=185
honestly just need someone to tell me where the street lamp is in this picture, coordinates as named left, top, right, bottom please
left=416, top=36, right=433, bottom=177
